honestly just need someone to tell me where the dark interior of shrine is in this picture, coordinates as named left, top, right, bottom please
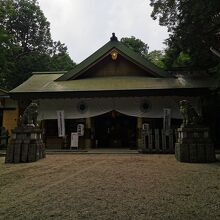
left=94, top=112, right=137, bottom=149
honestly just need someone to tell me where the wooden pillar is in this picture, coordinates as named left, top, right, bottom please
left=85, top=117, right=92, bottom=149
left=137, top=117, right=143, bottom=150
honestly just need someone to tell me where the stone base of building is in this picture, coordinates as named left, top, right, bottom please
left=175, top=127, right=216, bottom=163
left=5, top=127, right=46, bottom=163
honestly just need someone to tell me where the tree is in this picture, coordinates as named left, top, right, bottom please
left=149, top=0, right=220, bottom=70
left=120, top=36, right=149, bottom=58
left=49, top=41, right=76, bottom=71
left=147, top=50, right=166, bottom=69
left=0, top=29, right=11, bottom=72
left=0, top=0, right=75, bottom=89
left=121, top=36, right=167, bottom=68
left=50, top=53, right=75, bottom=71
left=0, top=0, right=52, bottom=54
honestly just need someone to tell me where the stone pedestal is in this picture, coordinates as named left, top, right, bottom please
left=5, top=127, right=46, bottom=163
left=175, top=127, right=216, bottom=163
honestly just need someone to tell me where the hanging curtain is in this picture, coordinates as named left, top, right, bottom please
left=38, top=96, right=200, bottom=120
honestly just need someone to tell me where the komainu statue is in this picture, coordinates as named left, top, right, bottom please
left=179, top=100, right=202, bottom=127
left=19, top=102, right=39, bottom=127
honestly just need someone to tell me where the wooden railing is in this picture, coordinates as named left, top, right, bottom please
left=141, top=129, right=176, bottom=153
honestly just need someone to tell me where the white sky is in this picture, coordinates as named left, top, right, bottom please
left=38, top=0, right=169, bottom=63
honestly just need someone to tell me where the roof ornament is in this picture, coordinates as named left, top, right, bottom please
left=110, top=33, right=118, bottom=41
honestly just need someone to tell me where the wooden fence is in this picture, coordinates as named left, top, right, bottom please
left=141, top=129, right=177, bottom=153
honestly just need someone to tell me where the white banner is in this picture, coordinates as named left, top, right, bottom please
left=57, top=110, right=65, bottom=137
left=71, top=132, right=79, bottom=148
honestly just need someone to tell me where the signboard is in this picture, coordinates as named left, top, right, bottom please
left=163, top=108, right=171, bottom=131
left=71, top=132, right=79, bottom=148
left=77, top=124, right=84, bottom=136
left=57, top=110, right=65, bottom=137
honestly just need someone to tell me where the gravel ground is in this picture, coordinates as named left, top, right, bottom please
left=0, top=154, right=220, bottom=220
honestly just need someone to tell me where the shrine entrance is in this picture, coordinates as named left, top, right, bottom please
left=94, top=111, right=137, bottom=149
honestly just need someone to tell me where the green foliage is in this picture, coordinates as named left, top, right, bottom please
left=50, top=53, right=76, bottom=71
left=0, top=0, right=75, bottom=89
left=173, top=52, right=191, bottom=68
left=0, top=28, right=10, bottom=70
left=120, top=36, right=149, bottom=58
left=49, top=41, right=76, bottom=71
left=149, top=0, right=220, bottom=70
left=147, top=50, right=166, bottom=69
left=0, top=0, right=52, bottom=54
left=121, top=36, right=166, bottom=69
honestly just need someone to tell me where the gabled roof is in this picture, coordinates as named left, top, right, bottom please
left=56, top=33, right=169, bottom=81
left=9, top=34, right=216, bottom=99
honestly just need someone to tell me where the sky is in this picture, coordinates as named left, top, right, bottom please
left=38, top=0, right=169, bottom=63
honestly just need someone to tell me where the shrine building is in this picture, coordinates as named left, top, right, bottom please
left=9, top=34, right=215, bottom=151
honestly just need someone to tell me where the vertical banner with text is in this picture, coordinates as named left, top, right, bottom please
left=57, top=110, right=65, bottom=137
